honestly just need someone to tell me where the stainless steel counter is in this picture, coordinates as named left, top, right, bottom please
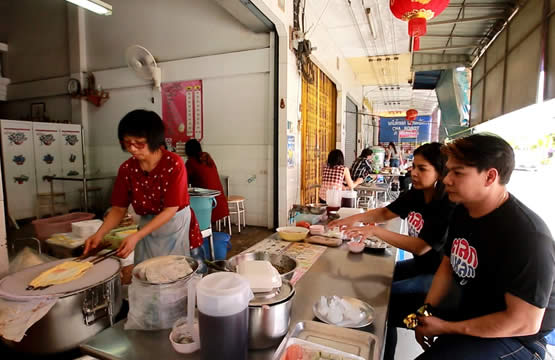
left=81, top=219, right=402, bottom=360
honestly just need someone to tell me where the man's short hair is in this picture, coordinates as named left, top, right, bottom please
left=442, top=133, right=515, bottom=185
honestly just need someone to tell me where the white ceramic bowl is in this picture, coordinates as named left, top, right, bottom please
left=169, top=324, right=200, bottom=354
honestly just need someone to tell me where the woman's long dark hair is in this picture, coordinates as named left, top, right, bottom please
left=327, top=149, right=345, bottom=167
left=185, top=139, right=215, bottom=167
left=413, top=142, right=447, bottom=200
left=388, top=142, right=397, bottom=154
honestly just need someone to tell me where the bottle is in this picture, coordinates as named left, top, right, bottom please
left=197, top=272, right=253, bottom=360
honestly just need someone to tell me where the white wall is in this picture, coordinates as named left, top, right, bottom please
left=251, top=0, right=365, bottom=225
left=85, top=0, right=270, bottom=70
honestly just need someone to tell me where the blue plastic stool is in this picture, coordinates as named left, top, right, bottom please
left=201, top=232, right=231, bottom=260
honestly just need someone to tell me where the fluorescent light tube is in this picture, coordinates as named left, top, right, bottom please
left=66, top=0, right=112, bottom=15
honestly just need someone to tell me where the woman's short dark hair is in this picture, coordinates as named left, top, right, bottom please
left=327, top=149, right=345, bottom=167
left=414, top=142, right=447, bottom=199
left=360, top=148, right=373, bottom=158
left=118, top=110, right=166, bottom=152
left=442, top=133, right=515, bottom=184
left=185, top=138, right=215, bottom=167
left=185, top=139, right=202, bottom=159
left=388, top=142, right=397, bottom=154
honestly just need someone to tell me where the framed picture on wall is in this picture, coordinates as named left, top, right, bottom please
left=31, top=102, right=45, bottom=121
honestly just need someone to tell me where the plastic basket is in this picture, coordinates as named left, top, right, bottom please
left=32, top=212, right=95, bottom=241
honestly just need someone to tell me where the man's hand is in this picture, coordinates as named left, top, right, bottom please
left=117, top=233, right=142, bottom=258
left=344, top=224, right=376, bottom=239
left=415, top=326, right=434, bottom=351
left=84, top=232, right=104, bottom=255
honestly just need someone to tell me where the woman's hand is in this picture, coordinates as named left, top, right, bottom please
left=117, top=233, right=142, bottom=258
left=343, top=224, right=377, bottom=239
left=84, top=232, right=104, bottom=255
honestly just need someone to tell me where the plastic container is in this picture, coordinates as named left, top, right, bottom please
left=71, top=219, right=103, bottom=238
left=341, top=190, right=357, bottom=208
left=326, top=189, right=342, bottom=208
left=348, top=240, right=365, bottom=253
left=45, top=232, right=87, bottom=258
left=201, top=232, right=231, bottom=260
left=196, top=272, right=253, bottom=360
left=32, top=212, right=95, bottom=241
left=189, top=197, right=216, bottom=231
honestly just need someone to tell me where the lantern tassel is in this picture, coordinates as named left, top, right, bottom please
left=413, top=36, right=420, bottom=51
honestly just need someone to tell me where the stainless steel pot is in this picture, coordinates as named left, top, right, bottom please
left=1, top=259, right=122, bottom=355
left=248, top=281, right=295, bottom=349
left=227, top=252, right=298, bottom=281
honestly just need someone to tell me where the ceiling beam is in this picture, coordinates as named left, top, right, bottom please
left=428, top=15, right=505, bottom=26
left=425, top=34, right=485, bottom=38
left=447, top=2, right=513, bottom=8
left=412, top=62, right=470, bottom=71
left=417, top=45, right=478, bottom=51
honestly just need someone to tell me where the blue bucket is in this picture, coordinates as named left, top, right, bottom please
left=202, top=232, right=231, bottom=260
left=190, top=197, right=216, bottom=230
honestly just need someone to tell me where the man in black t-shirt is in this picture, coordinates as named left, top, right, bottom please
left=415, top=134, right=555, bottom=360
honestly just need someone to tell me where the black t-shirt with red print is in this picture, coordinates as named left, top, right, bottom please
left=444, top=194, right=555, bottom=341
left=387, top=188, right=456, bottom=274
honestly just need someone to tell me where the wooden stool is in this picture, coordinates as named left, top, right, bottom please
left=78, top=187, right=102, bottom=211
left=36, top=192, right=68, bottom=218
left=216, top=215, right=232, bottom=235
left=227, top=196, right=246, bottom=233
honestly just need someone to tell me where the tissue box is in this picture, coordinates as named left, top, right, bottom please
left=71, top=219, right=103, bottom=238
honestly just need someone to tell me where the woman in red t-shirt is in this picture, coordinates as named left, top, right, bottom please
left=185, top=139, right=229, bottom=222
left=84, top=110, right=202, bottom=264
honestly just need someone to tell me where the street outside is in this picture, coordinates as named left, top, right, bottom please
left=507, top=163, right=555, bottom=235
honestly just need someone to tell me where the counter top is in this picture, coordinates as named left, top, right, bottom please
left=81, top=219, right=402, bottom=360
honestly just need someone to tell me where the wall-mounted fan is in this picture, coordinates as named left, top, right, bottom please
left=125, top=45, right=161, bottom=89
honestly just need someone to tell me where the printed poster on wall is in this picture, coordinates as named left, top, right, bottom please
left=161, top=80, right=203, bottom=146
left=287, top=135, right=295, bottom=168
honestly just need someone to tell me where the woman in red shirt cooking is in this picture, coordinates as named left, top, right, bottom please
left=185, top=139, right=229, bottom=223
left=84, top=110, right=203, bottom=263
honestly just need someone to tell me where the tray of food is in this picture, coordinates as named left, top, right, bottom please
left=272, top=321, right=378, bottom=360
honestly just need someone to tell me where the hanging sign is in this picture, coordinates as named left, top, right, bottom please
left=379, top=116, right=431, bottom=143
left=161, top=79, right=204, bottom=146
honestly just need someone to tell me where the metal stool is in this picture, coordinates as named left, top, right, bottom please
left=227, top=196, right=246, bottom=233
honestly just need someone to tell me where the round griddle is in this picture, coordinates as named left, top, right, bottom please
left=0, top=258, right=120, bottom=298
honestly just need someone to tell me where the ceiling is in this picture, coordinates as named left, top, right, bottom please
left=305, top=0, right=518, bottom=115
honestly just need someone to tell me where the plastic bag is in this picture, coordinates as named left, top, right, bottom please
left=125, top=277, right=190, bottom=330
left=9, top=247, right=57, bottom=274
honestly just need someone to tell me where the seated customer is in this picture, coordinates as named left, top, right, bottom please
left=414, top=134, right=554, bottom=360
left=319, top=149, right=363, bottom=203
left=329, top=143, right=455, bottom=360
left=351, top=148, right=377, bottom=181
left=185, top=139, right=229, bottom=224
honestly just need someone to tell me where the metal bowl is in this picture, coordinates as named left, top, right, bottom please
left=305, top=203, right=326, bottom=214
left=227, top=252, right=299, bottom=281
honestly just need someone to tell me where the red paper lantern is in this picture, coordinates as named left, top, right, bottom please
left=390, top=0, right=450, bottom=50
left=406, top=109, right=418, bottom=124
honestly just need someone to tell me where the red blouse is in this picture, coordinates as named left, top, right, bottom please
left=111, top=150, right=202, bottom=249
left=111, top=149, right=189, bottom=214
left=185, top=155, right=230, bottom=222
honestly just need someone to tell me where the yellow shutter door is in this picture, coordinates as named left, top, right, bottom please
left=300, top=62, right=337, bottom=204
